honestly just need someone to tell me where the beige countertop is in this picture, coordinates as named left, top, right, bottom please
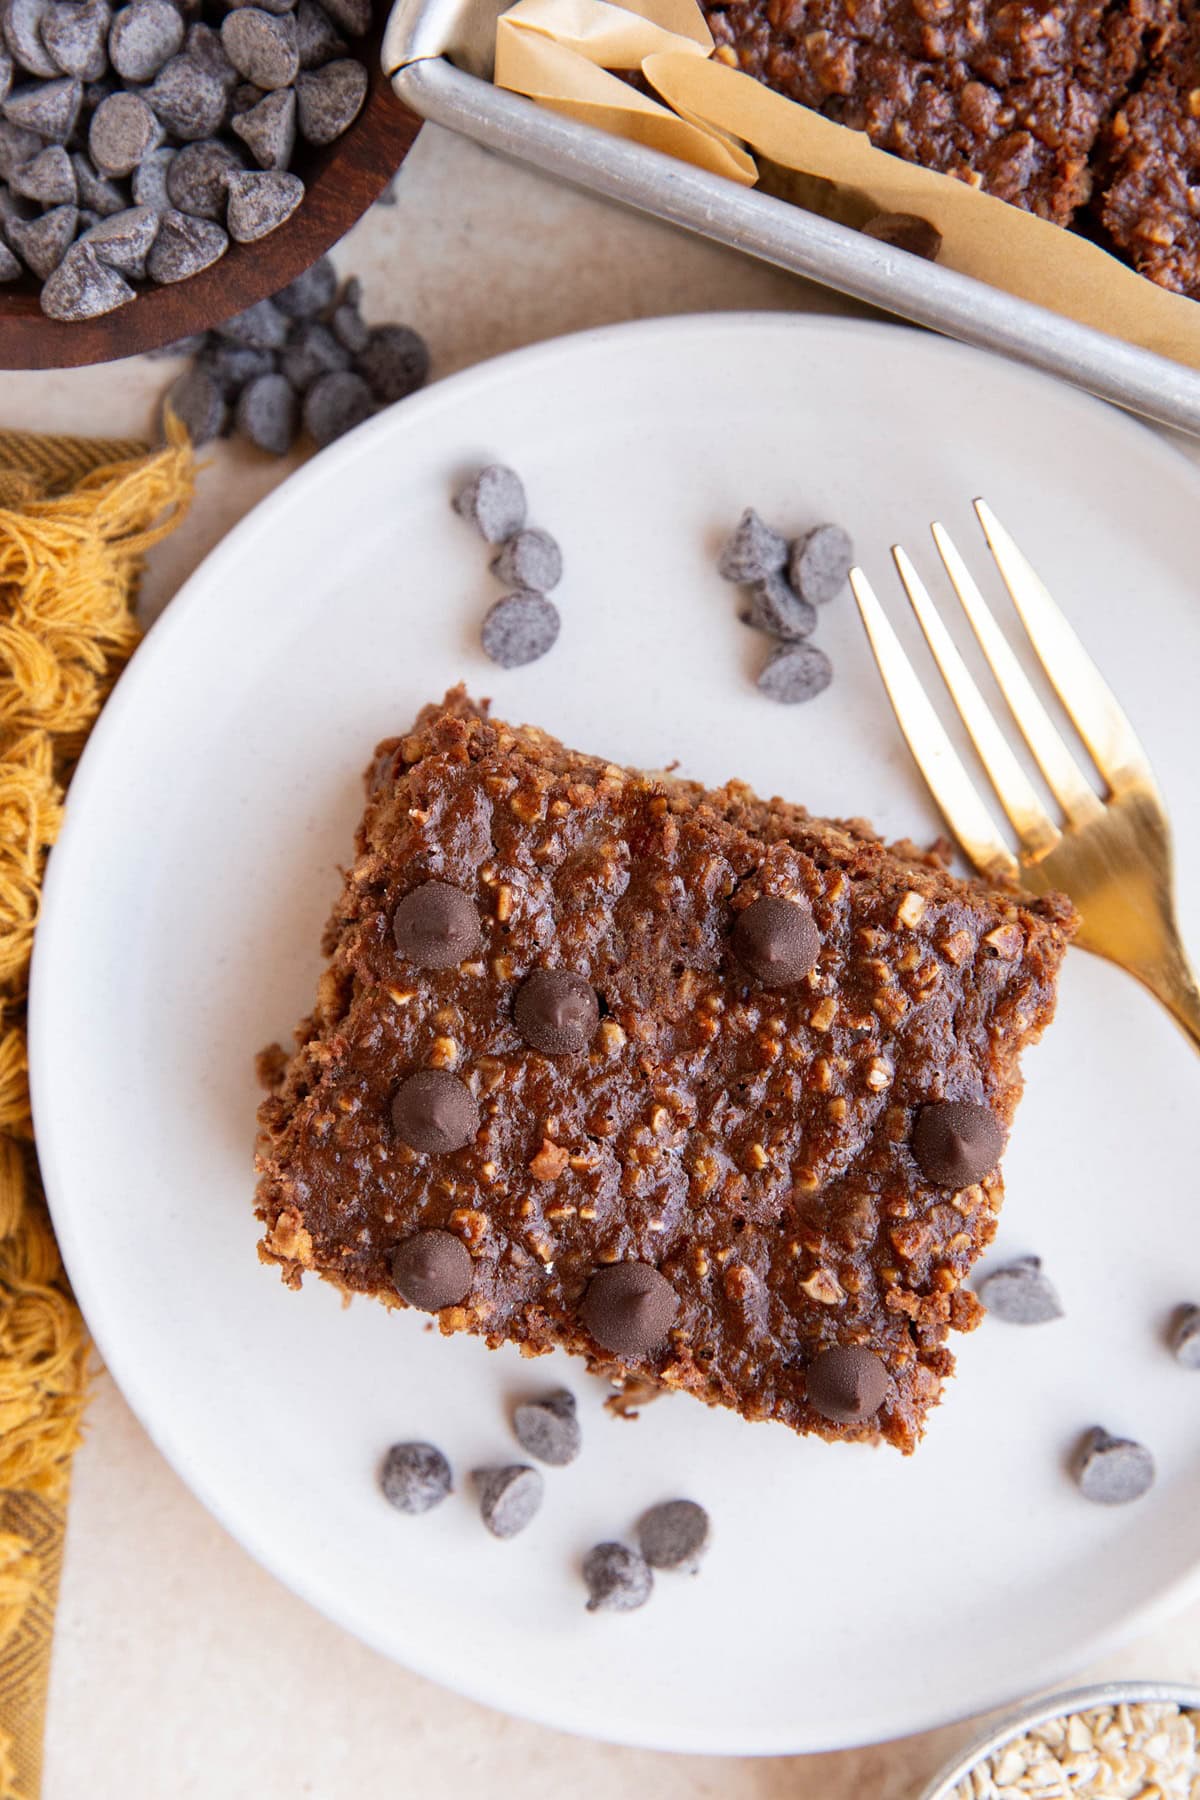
left=9, top=119, right=1199, bottom=1800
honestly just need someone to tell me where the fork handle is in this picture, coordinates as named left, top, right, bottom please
left=1134, top=940, right=1200, bottom=1053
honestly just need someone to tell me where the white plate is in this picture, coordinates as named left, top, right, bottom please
left=31, top=315, right=1200, bottom=1757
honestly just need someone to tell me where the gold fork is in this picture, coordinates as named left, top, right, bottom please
left=849, top=498, right=1200, bottom=1052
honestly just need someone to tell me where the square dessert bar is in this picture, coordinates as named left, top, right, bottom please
left=255, top=689, right=1076, bottom=1451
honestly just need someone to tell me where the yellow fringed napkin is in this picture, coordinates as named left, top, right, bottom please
left=0, top=428, right=194, bottom=1800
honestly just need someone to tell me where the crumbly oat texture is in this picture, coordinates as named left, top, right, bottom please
left=700, top=0, right=1176, bottom=227
left=952, top=1701, right=1200, bottom=1799
left=254, top=688, right=1076, bottom=1453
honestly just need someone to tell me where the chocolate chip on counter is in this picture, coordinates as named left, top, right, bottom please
left=739, top=572, right=816, bottom=642
left=294, top=0, right=342, bottom=66
left=473, top=1465, right=543, bottom=1540
left=580, top=1263, right=679, bottom=1360
left=3, top=0, right=60, bottom=76
left=8, top=202, right=77, bottom=277
left=481, top=592, right=560, bottom=669
left=454, top=465, right=527, bottom=542
left=318, top=0, right=368, bottom=35
left=230, top=83, right=294, bottom=167
left=329, top=292, right=367, bottom=353
left=788, top=523, right=854, bottom=606
left=1075, top=1427, right=1155, bottom=1504
left=280, top=318, right=348, bottom=390
left=39, top=237, right=132, bottom=315
left=203, top=340, right=275, bottom=389
left=235, top=370, right=298, bottom=453
left=10, top=142, right=75, bottom=202
left=146, top=51, right=227, bottom=138
left=220, top=7, right=297, bottom=87
left=391, top=1227, right=473, bottom=1312
left=165, top=136, right=242, bottom=217
left=391, top=1071, right=480, bottom=1156
left=41, top=0, right=110, bottom=80
left=393, top=881, right=481, bottom=969
left=0, top=240, right=23, bottom=279
left=718, top=507, right=788, bottom=583
left=637, top=1499, right=710, bottom=1574
left=862, top=210, right=942, bottom=261
left=1169, top=1304, right=1200, bottom=1369
left=162, top=362, right=226, bottom=443
left=302, top=367, right=373, bottom=446
left=490, top=527, right=561, bottom=593
left=583, top=1543, right=653, bottom=1613
left=3, top=73, right=82, bottom=137
left=758, top=642, right=833, bottom=704
left=216, top=293, right=288, bottom=346
left=294, top=54, right=364, bottom=142
left=912, top=1100, right=1004, bottom=1186
left=130, top=141, right=172, bottom=207
left=806, top=1345, right=889, bottom=1424
left=148, top=329, right=208, bottom=357
left=976, top=1256, right=1064, bottom=1325
left=274, top=251, right=335, bottom=316
left=79, top=202, right=156, bottom=273
left=88, top=87, right=160, bottom=173
left=512, top=1389, right=581, bottom=1467
left=380, top=1441, right=452, bottom=1515
left=357, top=323, right=429, bottom=403
left=733, top=895, right=818, bottom=986
left=514, top=970, right=599, bottom=1056
left=144, top=207, right=227, bottom=281
left=225, top=166, right=302, bottom=240
left=107, top=0, right=183, bottom=79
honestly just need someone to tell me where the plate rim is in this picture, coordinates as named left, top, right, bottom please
left=29, top=309, right=1200, bottom=1757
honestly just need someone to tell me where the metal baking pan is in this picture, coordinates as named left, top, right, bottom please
left=383, top=0, right=1200, bottom=438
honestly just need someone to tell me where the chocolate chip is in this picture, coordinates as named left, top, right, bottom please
left=302, top=368, right=373, bottom=447
left=490, top=527, right=561, bottom=593
left=183, top=20, right=239, bottom=90
left=1075, top=1427, right=1155, bottom=1505
left=146, top=51, right=227, bottom=139
left=39, top=237, right=132, bottom=316
left=144, top=208, right=227, bottom=281
left=583, top=1543, right=652, bottom=1613
left=11, top=142, right=75, bottom=201
left=454, top=464, right=526, bottom=542
left=0, top=49, right=10, bottom=100
left=230, top=84, right=294, bottom=167
left=3, top=0, right=60, bottom=77
left=637, top=1499, right=710, bottom=1573
left=225, top=166, right=301, bottom=239
left=580, top=1262, right=678, bottom=1360
left=380, top=1441, right=452, bottom=1515
left=294, top=55, right=365, bottom=143
left=130, top=141, right=172, bottom=208
left=8, top=202, right=76, bottom=277
left=392, top=881, right=481, bottom=969
left=1169, top=1304, right=1200, bottom=1369
left=225, top=0, right=296, bottom=14
left=718, top=507, right=788, bottom=583
left=108, top=0, right=183, bottom=79
left=280, top=318, right=349, bottom=390
left=4, top=73, right=82, bottom=138
left=0, top=118, right=42, bottom=177
left=733, top=895, right=818, bottom=986
left=216, top=293, right=288, bottom=346
left=357, top=322, right=429, bottom=403
left=235, top=371, right=298, bottom=454
left=329, top=293, right=367, bottom=353
left=79, top=202, right=156, bottom=274
left=739, top=572, right=815, bottom=642
left=976, top=1256, right=1063, bottom=1325
left=788, top=523, right=854, bottom=606
left=391, top=1071, right=480, bottom=1155
left=294, top=0, right=342, bottom=66
left=88, top=88, right=161, bottom=173
left=220, top=7, right=297, bottom=89
left=481, top=591, right=560, bottom=669
left=203, top=340, right=276, bottom=389
left=274, top=251, right=335, bottom=316
left=41, top=0, right=110, bottom=80
left=473, top=1465, right=543, bottom=1540
left=514, top=969, right=598, bottom=1056
left=512, top=1389, right=581, bottom=1466
left=391, top=1227, right=473, bottom=1309
left=71, top=148, right=125, bottom=212
left=757, top=642, right=833, bottom=704
left=318, top=0, right=368, bottom=35
left=806, top=1345, right=889, bottom=1424
left=912, top=1100, right=1004, bottom=1186
left=0, top=241, right=21, bottom=279
left=166, top=137, right=242, bottom=218
left=162, top=363, right=226, bottom=445
left=862, top=210, right=942, bottom=261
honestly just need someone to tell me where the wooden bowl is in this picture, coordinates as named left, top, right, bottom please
left=0, top=31, right=421, bottom=370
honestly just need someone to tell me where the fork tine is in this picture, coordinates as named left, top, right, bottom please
left=931, top=521, right=1105, bottom=830
left=849, top=567, right=1019, bottom=883
left=892, top=547, right=1061, bottom=862
left=974, top=499, right=1158, bottom=799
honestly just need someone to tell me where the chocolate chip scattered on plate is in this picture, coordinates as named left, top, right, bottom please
left=976, top=1256, right=1064, bottom=1325
left=380, top=1441, right=453, bottom=1516
left=512, top=1389, right=582, bottom=1467
left=1074, top=1427, right=1155, bottom=1505
left=473, top=1464, right=544, bottom=1539
left=583, top=1542, right=653, bottom=1613
left=637, top=1500, right=711, bottom=1574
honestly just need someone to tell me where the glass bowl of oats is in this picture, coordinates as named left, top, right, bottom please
left=920, top=1683, right=1200, bottom=1800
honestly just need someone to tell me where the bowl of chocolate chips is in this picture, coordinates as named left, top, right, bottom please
left=0, top=0, right=416, bottom=366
